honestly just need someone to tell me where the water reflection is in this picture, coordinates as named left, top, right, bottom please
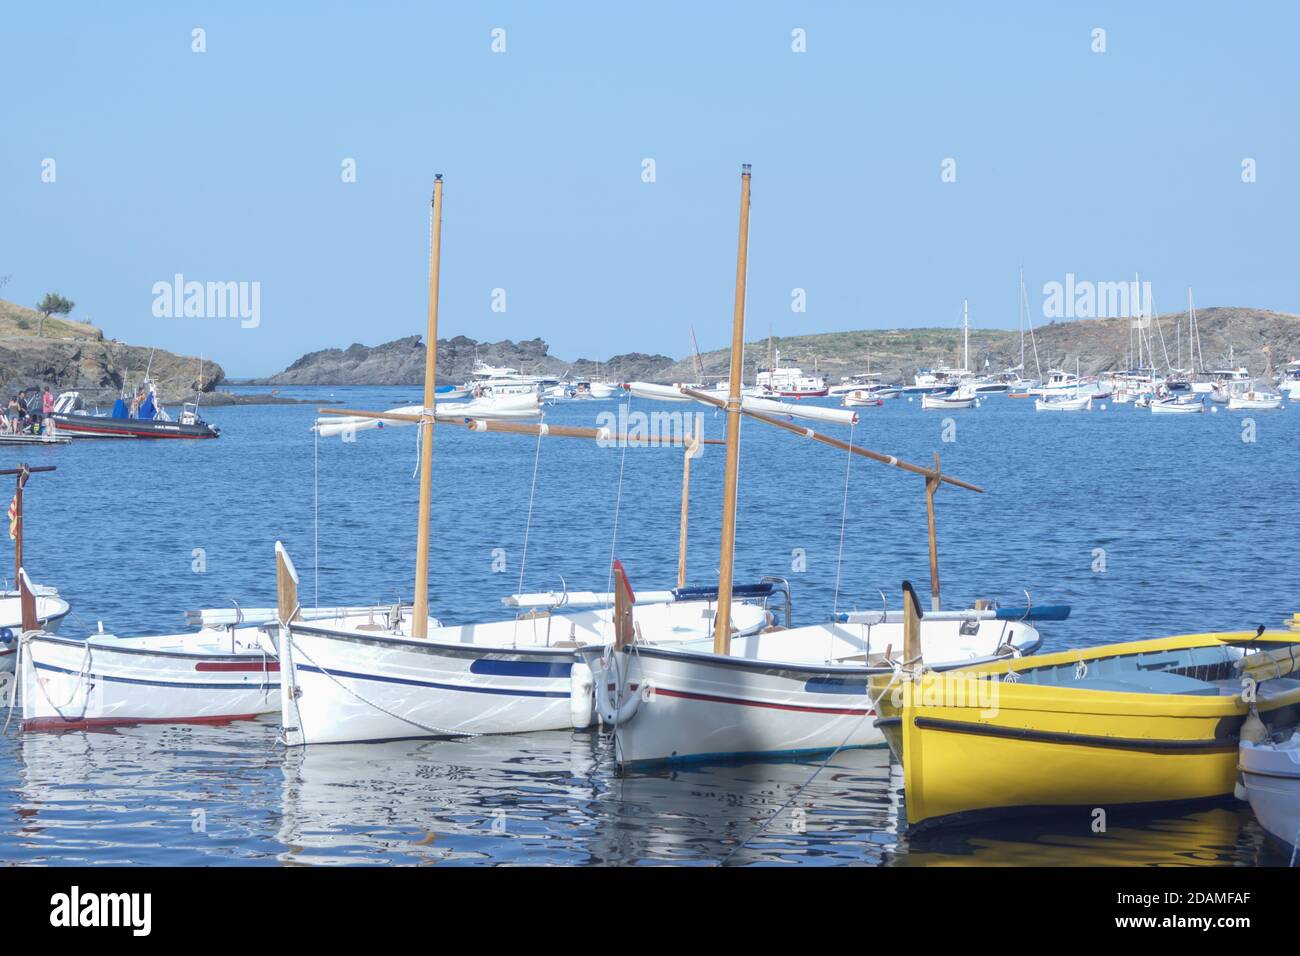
left=2, top=720, right=1289, bottom=866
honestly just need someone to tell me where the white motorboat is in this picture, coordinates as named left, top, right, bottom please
left=1240, top=727, right=1300, bottom=856
left=756, top=350, right=828, bottom=397
left=1278, top=360, right=1300, bottom=401
left=842, top=389, right=883, bottom=408
left=1150, top=396, right=1205, bottom=414
left=921, top=386, right=978, bottom=410
left=1227, top=388, right=1283, bottom=411
left=1035, top=394, right=1092, bottom=412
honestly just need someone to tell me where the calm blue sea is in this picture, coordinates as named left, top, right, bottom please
left=1, top=386, right=1296, bottom=865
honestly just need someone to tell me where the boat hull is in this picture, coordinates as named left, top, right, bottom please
left=20, top=631, right=279, bottom=730
left=1240, top=737, right=1300, bottom=852
left=593, top=645, right=883, bottom=765
left=280, top=600, right=771, bottom=745
left=875, top=631, right=1300, bottom=831
left=49, top=414, right=219, bottom=439
left=587, top=619, right=1042, bottom=767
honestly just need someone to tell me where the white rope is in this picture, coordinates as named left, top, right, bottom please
left=600, top=392, right=633, bottom=645
left=719, top=667, right=903, bottom=866
left=286, top=631, right=507, bottom=739
left=512, top=419, right=547, bottom=648
left=832, top=420, right=856, bottom=616
left=313, top=423, right=320, bottom=610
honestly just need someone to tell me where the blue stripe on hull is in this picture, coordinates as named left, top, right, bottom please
left=296, top=664, right=570, bottom=699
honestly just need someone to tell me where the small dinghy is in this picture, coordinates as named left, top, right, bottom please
left=1035, top=394, right=1092, bottom=412
left=1240, top=723, right=1300, bottom=856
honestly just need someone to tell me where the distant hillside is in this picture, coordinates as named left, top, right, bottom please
left=0, top=297, right=224, bottom=403
left=670, top=307, right=1300, bottom=384
left=251, top=335, right=676, bottom=385
left=259, top=307, right=1300, bottom=386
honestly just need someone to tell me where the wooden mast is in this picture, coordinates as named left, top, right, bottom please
left=676, top=417, right=703, bottom=589
left=925, top=452, right=942, bottom=610
left=713, top=164, right=752, bottom=655
left=412, top=175, right=444, bottom=639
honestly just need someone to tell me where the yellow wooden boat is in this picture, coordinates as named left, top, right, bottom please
left=874, top=629, right=1300, bottom=831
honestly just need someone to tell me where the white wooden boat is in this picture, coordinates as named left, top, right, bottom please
left=921, top=388, right=977, bottom=410
left=1035, top=394, right=1091, bottom=412
left=583, top=168, right=1064, bottom=768
left=1240, top=730, right=1300, bottom=855
left=1227, top=390, right=1283, bottom=411
left=842, top=389, right=883, bottom=407
left=580, top=603, right=1046, bottom=765
left=0, top=588, right=70, bottom=672
left=278, top=548, right=774, bottom=744
left=1150, top=396, right=1204, bottom=414
left=17, top=602, right=438, bottom=730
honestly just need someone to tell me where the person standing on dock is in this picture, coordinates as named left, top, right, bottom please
left=41, top=386, right=55, bottom=434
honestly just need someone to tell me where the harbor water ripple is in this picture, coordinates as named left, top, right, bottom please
left=1, top=387, right=1296, bottom=865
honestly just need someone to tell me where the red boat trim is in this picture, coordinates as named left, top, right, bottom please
left=194, top=660, right=281, bottom=672
left=23, top=712, right=262, bottom=732
left=653, top=685, right=874, bottom=716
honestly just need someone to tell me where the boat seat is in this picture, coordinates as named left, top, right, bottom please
left=1068, top=671, right=1219, bottom=696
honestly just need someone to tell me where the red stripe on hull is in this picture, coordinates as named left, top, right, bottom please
left=653, top=686, right=873, bottom=716
left=194, top=661, right=281, bottom=672
left=53, top=422, right=216, bottom=439
left=22, top=712, right=263, bottom=732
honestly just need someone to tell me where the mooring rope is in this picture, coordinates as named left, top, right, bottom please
left=719, top=666, right=903, bottom=866
left=512, top=419, right=547, bottom=648
left=832, top=420, right=856, bottom=618
left=600, top=391, right=633, bottom=645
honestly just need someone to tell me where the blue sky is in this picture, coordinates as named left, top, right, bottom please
left=4, top=2, right=1296, bottom=377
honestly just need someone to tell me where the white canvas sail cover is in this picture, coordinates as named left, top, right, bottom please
left=623, top=382, right=858, bottom=426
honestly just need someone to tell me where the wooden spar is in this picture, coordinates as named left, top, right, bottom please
left=316, top=409, right=723, bottom=447
left=275, top=541, right=301, bottom=624
left=679, top=386, right=983, bottom=493
left=463, top=418, right=722, bottom=446
left=902, top=580, right=922, bottom=665
left=612, top=559, right=635, bottom=651
left=677, top=417, right=703, bottom=588
left=2, top=465, right=55, bottom=585
left=925, top=452, right=941, bottom=611
left=412, top=176, right=444, bottom=639
left=714, top=164, right=752, bottom=655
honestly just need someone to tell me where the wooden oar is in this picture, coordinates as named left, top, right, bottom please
left=678, top=386, right=982, bottom=493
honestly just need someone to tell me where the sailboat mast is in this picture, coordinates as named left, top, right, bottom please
left=713, top=164, right=752, bottom=655
left=962, top=299, right=969, bottom=372
left=412, top=175, right=445, bottom=639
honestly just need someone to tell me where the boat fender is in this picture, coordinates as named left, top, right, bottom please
left=593, top=656, right=641, bottom=726
left=569, top=661, right=594, bottom=730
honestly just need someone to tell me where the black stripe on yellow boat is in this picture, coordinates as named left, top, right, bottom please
left=912, top=715, right=1237, bottom=754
